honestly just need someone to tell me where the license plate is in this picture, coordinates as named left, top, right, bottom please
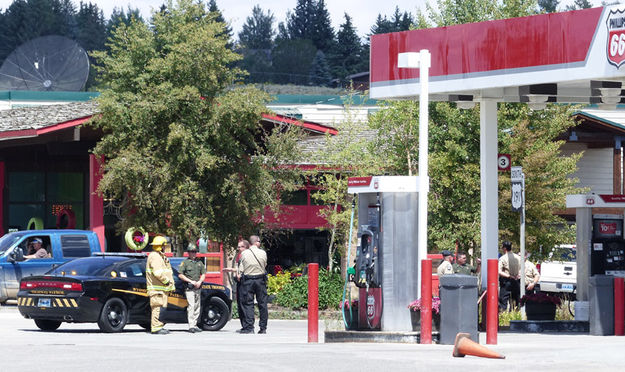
left=561, top=284, right=574, bottom=291
left=38, top=298, right=51, bottom=308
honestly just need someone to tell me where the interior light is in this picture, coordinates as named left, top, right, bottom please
left=528, top=102, right=547, bottom=111
left=599, top=87, right=622, bottom=97
left=602, top=96, right=621, bottom=104
left=456, top=101, right=476, bottom=110
left=526, top=95, right=549, bottom=103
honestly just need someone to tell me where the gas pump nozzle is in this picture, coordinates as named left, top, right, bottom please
left=355, top=225, right=381, bottom=288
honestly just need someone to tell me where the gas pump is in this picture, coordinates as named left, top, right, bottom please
left=344, top=176, right=421, bottom=332
left=591, top=214, right=625, bottom=276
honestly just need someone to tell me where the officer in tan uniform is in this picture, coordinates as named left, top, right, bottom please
left=146, top=236, right=174, bottom=334
left=498, top=241, right=521, bottom=311
left=239, top=237, right=268, bottom=334
left=524, top=257, right=540, bottom=294
left=436, top=250, right=454, bottom=276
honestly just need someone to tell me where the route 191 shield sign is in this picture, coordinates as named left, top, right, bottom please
left=511, top=166, right=523, bottom=212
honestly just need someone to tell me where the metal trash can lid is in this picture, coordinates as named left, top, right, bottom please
left=439, top=274, right=478, bottom=288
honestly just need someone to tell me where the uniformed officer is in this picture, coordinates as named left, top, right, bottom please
left=178, top=244, right=205, bottom=333
left=498, top=241, right=521, bottom=311
left=146, top=236, right=174, bottom=334
left=437, top=250, right=454, bottom=276
left=239, top=237, right=268, bottom=334
left=453, top=251, right=480, bottom=275
left=524, top=257, right=540, bottom=294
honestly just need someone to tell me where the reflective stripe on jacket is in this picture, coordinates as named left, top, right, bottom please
left=146, top=251, right=174, bottom=294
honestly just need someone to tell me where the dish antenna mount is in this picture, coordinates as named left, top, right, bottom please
left=0, top=35, right=89, bottom=91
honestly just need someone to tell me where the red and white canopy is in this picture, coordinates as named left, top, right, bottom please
left=370, top=6, right=625, bottom=106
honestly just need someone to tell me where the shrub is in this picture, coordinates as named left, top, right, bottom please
left=274, top=268, right=343, bottom=310
left=267, top=270, right=292, bottom=296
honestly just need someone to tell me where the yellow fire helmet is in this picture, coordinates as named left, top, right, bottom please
left=150, top=236, right=168, bottom=251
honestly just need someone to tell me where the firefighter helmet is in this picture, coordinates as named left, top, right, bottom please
left=150, top=236, right=168, bottom=247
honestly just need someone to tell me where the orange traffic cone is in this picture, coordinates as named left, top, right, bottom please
left=452, top=333, right=505, bottom=359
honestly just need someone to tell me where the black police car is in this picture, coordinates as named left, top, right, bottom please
left=17, top=254, right=231, bottom=332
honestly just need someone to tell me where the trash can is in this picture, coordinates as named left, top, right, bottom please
left=439, top=275, right=478, bottom=345
left=589, top=275, right=614, bottom=336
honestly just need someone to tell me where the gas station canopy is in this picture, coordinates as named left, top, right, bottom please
left=370, top=6, right=625, bottom=108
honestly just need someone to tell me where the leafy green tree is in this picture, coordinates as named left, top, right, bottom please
left=311, top=97, right=382, bottom=271
left=238, top=5, right=274, bottom=50
left=90, top=0, right=302, bottom=248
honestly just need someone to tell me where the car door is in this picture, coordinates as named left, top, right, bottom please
left=4, top=235, right=55, bottom=299
left=114, top=260, right=151, bottom=321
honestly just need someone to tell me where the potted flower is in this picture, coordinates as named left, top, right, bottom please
left=408, top=297, right=441, bottom=332
left=342, top=299, right=359, bottom=330
left=520, top=292, right=562, bottom=320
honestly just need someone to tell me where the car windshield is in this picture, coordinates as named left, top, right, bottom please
left=0, top=232, right=26, bottom=255
left=552, top=246, right=576, bottom=262
left=47, top=257, right=127, bottom=276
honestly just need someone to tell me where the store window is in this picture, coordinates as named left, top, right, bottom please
left=8, top=171, right=84, bottom=230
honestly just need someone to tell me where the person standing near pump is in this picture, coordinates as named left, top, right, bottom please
left=223, top=240, right=249, bottom=332
left=239, top=236, right=268, bottom=334
left=498, top=241, right=521, bottom=311
left=146, top=236, right=174, bottom=334
left=178, top=244, right=205, bottom=333
left=453, top=251, right=480, bottom=275
left=524, top=254, right=540, bottom=294
left=437, top=250, right=454, bottom=276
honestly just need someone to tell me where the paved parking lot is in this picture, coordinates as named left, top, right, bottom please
left=1, top=306, right=622, bottom=371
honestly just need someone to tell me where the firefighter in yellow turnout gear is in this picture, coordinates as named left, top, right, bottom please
left=146, top=236, right=175, bottom=334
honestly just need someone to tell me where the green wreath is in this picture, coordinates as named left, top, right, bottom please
left=125, top=227, right=149, bottom=251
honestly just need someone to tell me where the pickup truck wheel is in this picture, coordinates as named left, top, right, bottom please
left=98, top=297, right=128, bottom=333
left=35, top=319, right=61, bottom=331
left=200, top=297, right=229, bottom=331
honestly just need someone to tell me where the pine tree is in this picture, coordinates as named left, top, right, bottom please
left=565, top=0, right=592, bottom=10
left=538, top=0, right=559, bottom=13
left=107, top=6, right=143, bottom=40
left=329, top=13, right=363, bottom=84
left=311, top=0, right=334, bottom=54
left=286, top=0, right=316, bottom=41
left=309, top=50, right=332, bottom=86
left=238, top=5, right=274, bottom=50
left=207, top=0, right=233, bottom=44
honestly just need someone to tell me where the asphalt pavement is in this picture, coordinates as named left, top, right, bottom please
left=0, top=305, right=622, bottom=371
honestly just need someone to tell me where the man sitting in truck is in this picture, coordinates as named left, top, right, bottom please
left=24, top=238, right=49, bottom=259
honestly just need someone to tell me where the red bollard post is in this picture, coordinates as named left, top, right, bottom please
left=420, top=259, right=432, bottom=344
left=615, top=277, right=624, bottom=336
left=486, top=259, right=498, bottom=344
left=307, top=263, right=319, bottom=343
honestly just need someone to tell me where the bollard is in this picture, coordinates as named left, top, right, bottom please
left=420, top=259, right=432, bottom=344
left=615, top=277, right=624, bottom=336
left=308, top=263, right=319, bottom=343
left=486, top=259, right=498, bottom=344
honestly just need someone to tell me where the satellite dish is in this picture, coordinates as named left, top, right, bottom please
left=0, top=35, right=89, bottom=91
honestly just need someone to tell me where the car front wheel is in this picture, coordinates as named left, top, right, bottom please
left=34, top=319, right=61, bottom=331
left=98, top=297, right=128, bottom=333
left=200, top=297, right=229, bottom=331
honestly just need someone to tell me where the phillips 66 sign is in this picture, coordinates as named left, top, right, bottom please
left=511, top=166, right=524, bottom=212
left=608, top=8, right=625, bottom=68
